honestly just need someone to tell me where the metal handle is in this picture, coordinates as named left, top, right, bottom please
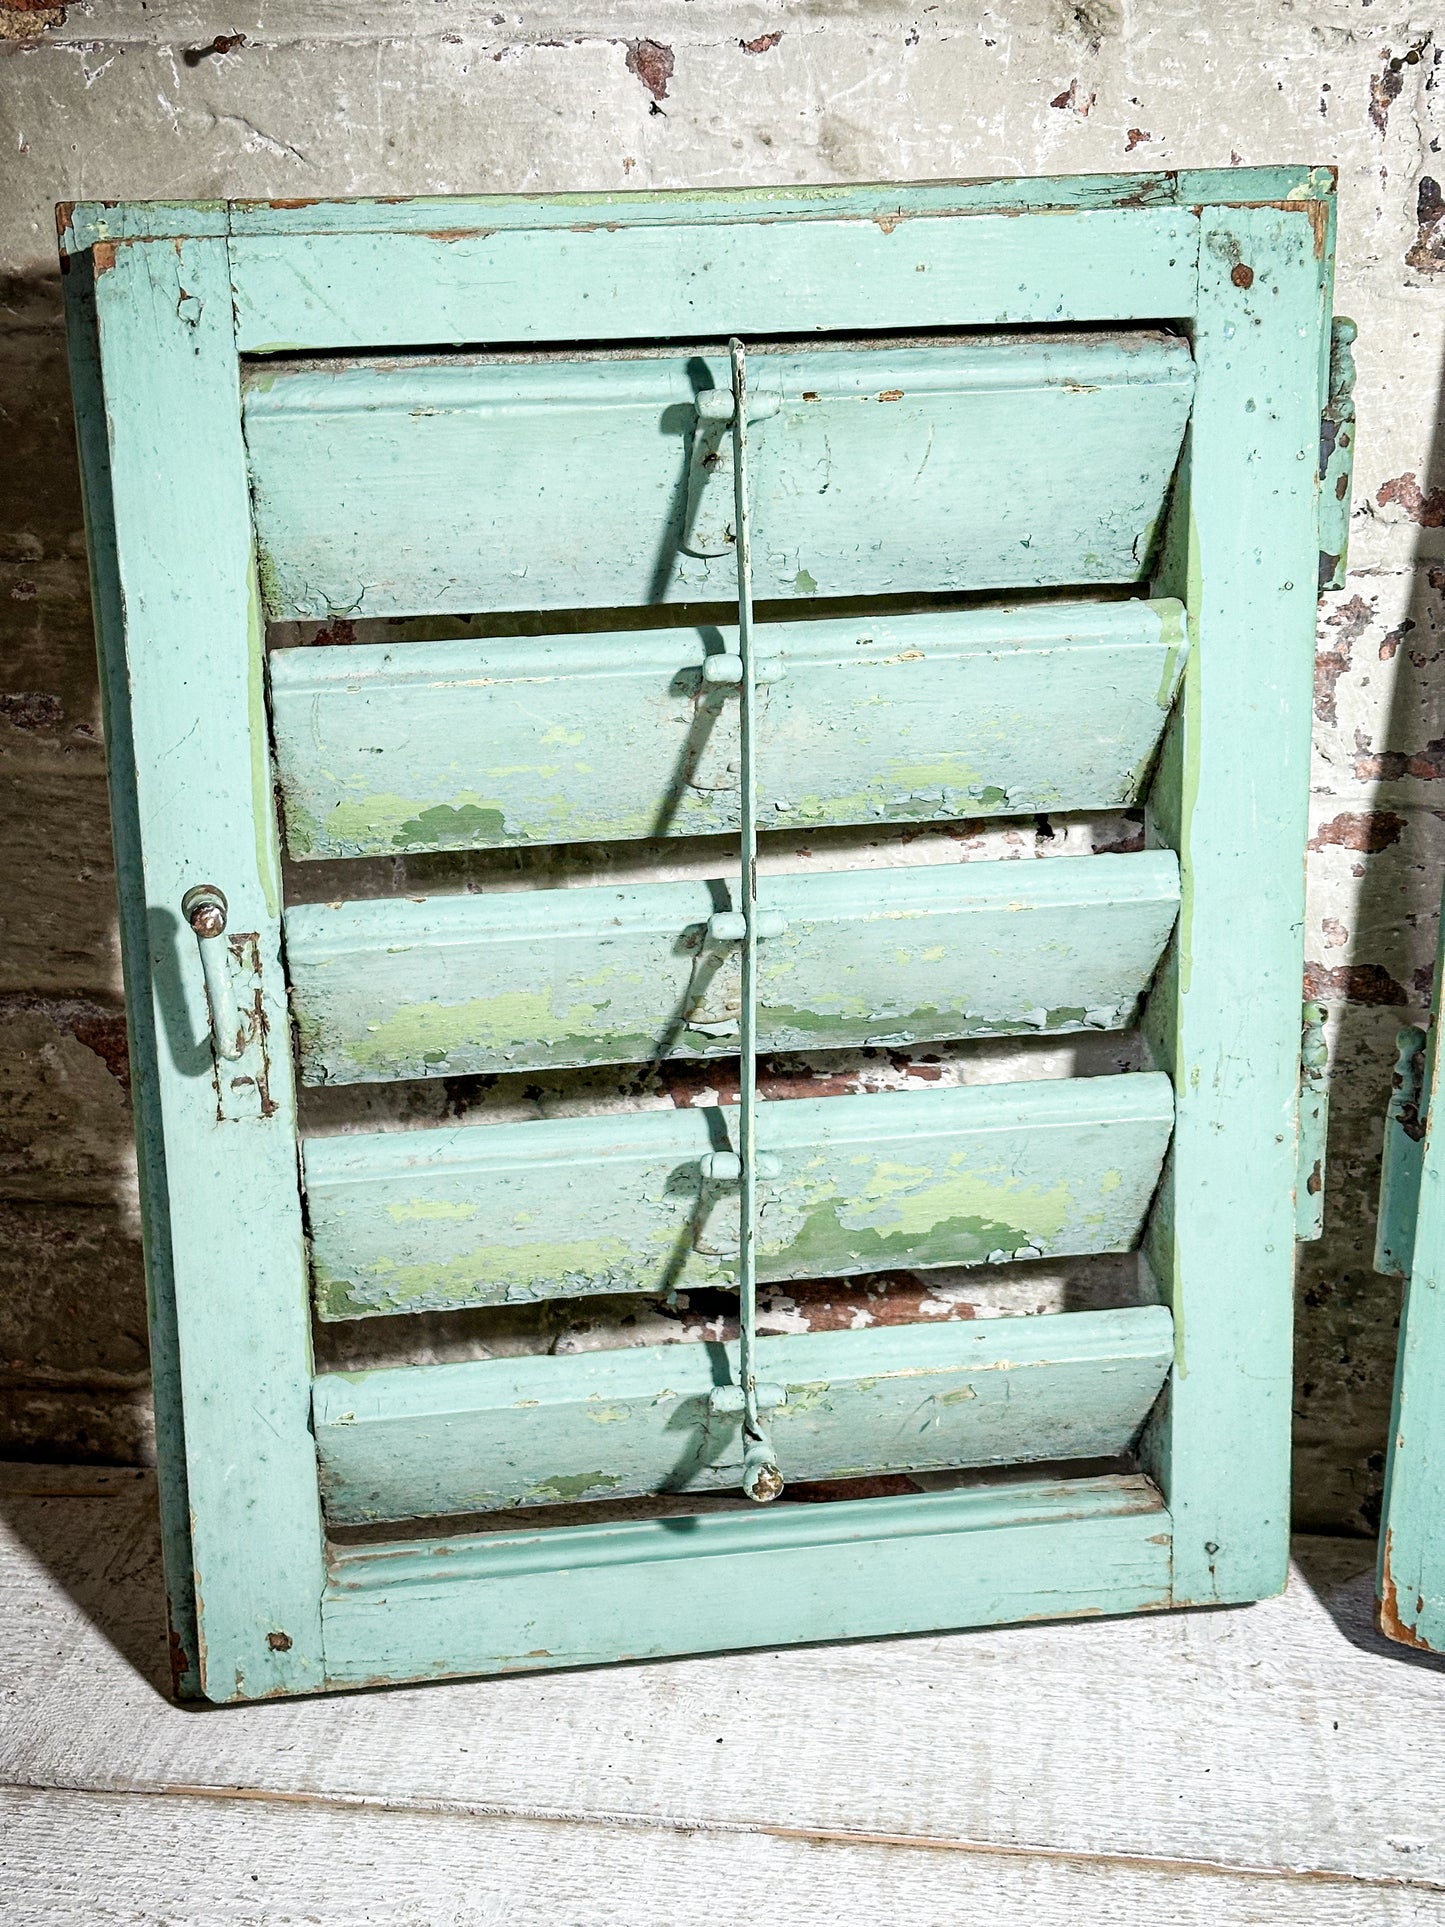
left=181, top=884, right=251, bottom=1061
left=1376, top=1022, right=1428, bottom=1278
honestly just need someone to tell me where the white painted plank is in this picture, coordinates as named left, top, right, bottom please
left=3, top=1785, right=1438, bottom=1927
left=1, top=1468, right=1442, bottom=1895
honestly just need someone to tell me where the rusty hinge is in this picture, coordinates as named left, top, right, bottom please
left=1375, top=1022, right=1428, bottom=1277
left=1318, top=317, right=1357, bottom=594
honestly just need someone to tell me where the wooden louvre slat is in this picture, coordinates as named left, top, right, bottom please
left=312, top=1304, right=1175, bottom=1523
left=303, top=1070, right=1175, bottom=1320
left=284, top=850, right=1180, bottom=1085
left=243, top=334, right=1194, bottom=620
left=268, top=600, right=1187, bottom=859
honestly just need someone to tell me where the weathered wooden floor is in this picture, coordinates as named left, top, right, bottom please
left=2, top=1463, right=1444, bottom=1924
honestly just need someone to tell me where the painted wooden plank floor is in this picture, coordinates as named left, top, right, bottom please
left=3, top=1465, right=1445, bottom=1924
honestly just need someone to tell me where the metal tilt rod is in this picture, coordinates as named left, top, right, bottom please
left=729, top=337, right=783, bottom=1505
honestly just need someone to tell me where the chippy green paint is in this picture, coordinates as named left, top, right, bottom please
left=246, top=568, right=278, bottom=920
left=312, top=1306, right=1177, bottom=1522
left=286, top=853, right=1180, bottom=1086
left=245, top=338, right=1193, bottom=620
left=528, top=1472, right=622, bottom=1504
left=66, top=176, right=1333, bottom=1696
left=304, top=1074, right=1174, bottom=1319
left=269, top=602, right=1187, bottom=861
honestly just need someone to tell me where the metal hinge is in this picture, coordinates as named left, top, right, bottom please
left=1296, top=1002, right=1329, bottom=1241
left=1318, top=317, right=1357, bottom=593
left=1375, top=1023, right=1428, bottom=1278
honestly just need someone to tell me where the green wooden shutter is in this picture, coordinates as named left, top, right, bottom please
left=1374, top=900, right=1445, bottom=1650
left=62, top=172, right=1339, bottom=1701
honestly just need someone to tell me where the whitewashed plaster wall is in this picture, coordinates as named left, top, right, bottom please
left=2, top=0, right=1443, bottom=1531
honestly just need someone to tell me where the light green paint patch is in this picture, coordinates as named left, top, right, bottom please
left=774, top=1193, right=1038, bottom=1275
left=837, top=1161, right=1071, bottom=1249
left=862, top=1161, right=938, bottom=1201
left=585, top=1406, right=632, bottom=1425
left=1100, top=1169, right=1123, bottom=1193
left=397, top=802, right=510, bottom=848
left=313, top=1227, right=639, bottom=1315
left=312, top=790, right=514, bottom=852
left=794, top=568, right=818, bottom=595
left=759, top=1001, right=1110, bottom=1046
left=780, top=1380, right=833, bottom=1412
left=384, top=1199, right=480, bottom=1224
left=528, top=1471, right=622, bottom=1504
left=340, top=987, right=599, bottom=1071
left=933, top=1385, right=980, bottom=1405
left=885, top=756, right=984, bottom=789
left=1154, top=639, right=1186, bottom=711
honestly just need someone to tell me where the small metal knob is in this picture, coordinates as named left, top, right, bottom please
left=182, top=883, right=228, bottom=939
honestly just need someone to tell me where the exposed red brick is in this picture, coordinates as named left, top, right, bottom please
left=1352, top=731, right=1445, bottom=783
left=1315, top=593, right=1373, bottom=724
left=1303, top=962, right=1409, bottom=1006
left=1377, top=472, right=1445, bottom=527
left=626, top=38, right=674, bottom=101
left=1369, top=62, right=1405, bottom=136
left=1307, top=810, right=1407, bottom=854
left=1380, top=618, right=1416, bottom=661
left=740, top=31, right=783, bottom=53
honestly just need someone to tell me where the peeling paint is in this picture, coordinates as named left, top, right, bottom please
left=1379, top=1527, right=1433, bottom=1649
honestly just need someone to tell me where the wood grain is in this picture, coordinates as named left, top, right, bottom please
left=0, top=1472, right=1436, bottom=1923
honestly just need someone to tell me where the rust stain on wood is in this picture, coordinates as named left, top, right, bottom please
left=1379, top=1528, right=1432, bottom=1649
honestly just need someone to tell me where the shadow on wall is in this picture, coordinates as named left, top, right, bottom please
left=1295, top=321, right=1445, bottom=1536
left=0, top=266, right=153, bottom=1464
